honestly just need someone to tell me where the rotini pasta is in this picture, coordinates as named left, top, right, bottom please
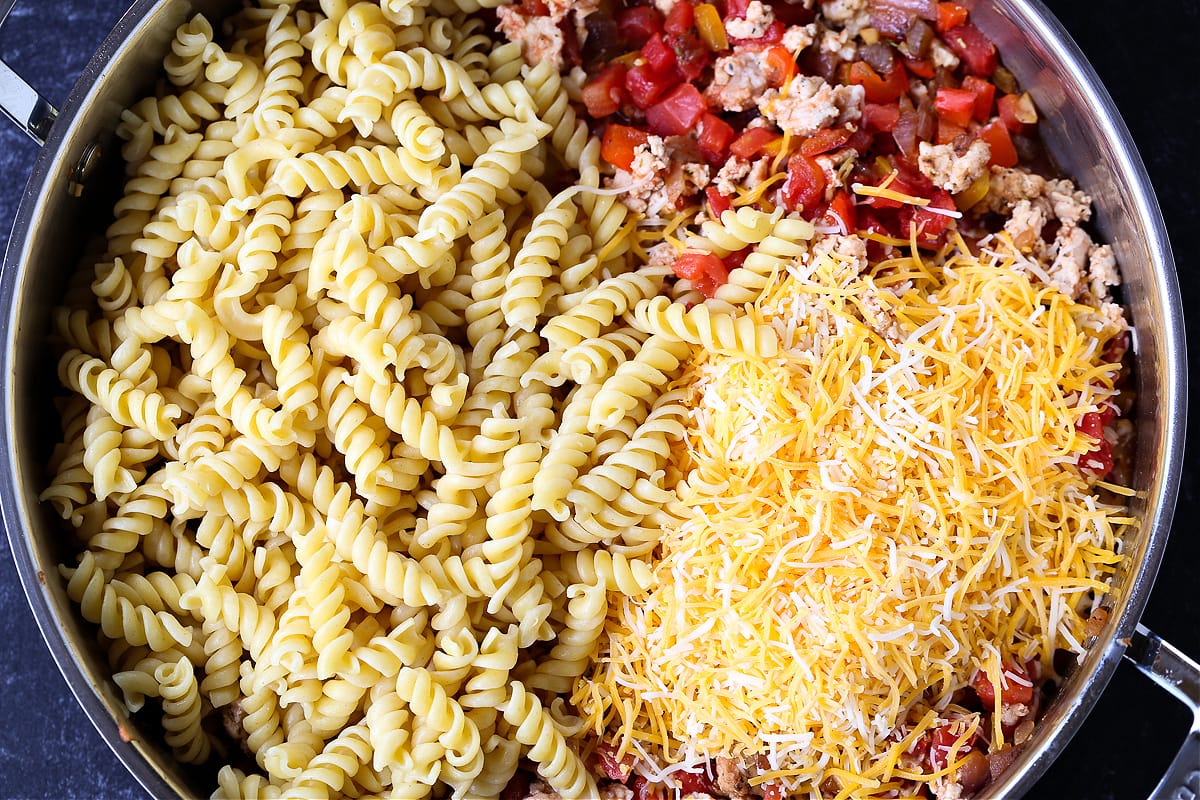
left=40, top=2, right=732, bottom=798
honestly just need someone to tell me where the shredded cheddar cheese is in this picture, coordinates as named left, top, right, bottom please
left=575, top=240, right=1129, bottom=797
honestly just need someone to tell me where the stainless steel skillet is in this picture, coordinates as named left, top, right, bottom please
left=0, top=0, right=1195, bottom=797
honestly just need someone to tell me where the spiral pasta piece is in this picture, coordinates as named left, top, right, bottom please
left=630, top=294, right=780, bottom=356
left=502, top=681, right=596, bottom=798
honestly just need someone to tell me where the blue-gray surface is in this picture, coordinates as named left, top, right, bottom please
left=1, top=1, right=1197, bottom=799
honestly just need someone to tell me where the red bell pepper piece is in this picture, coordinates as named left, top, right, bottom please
left=780, top=153, right=827, bottom=216
left=998, top=92, right=1038, bottom=135
left=936, top=120, right=967, bottom=145
left=645, top=83, right=707, bottom=136
left=933, top=87, right=977, bottom=128
left=936, top=1, right=969, bottom=33
left=697, top=113, right=736, bottom=164
left=729, top=126, right=782, bottom=158
left=763, top=45, right=797, bottom=86
left=848, top=60, right=909, bottom=104
left=977, top=119, right=1018, bottom=167
left=961, top=75, right=995, bottom=122
left=617, top=6, right=664, bottom=48
left=944, top=22, right=997, bottom=77
left=801, top=127, right=853, bottom=157
left=581, top=62, right=629, bottom=118
left=821, top=189, right=857, bottom=234
left=903, top=56, right=937, bottom=79
left=600, top=123, right=650, bottom=171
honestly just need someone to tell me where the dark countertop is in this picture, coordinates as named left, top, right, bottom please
left=0, top=1, right=1196, bottom=799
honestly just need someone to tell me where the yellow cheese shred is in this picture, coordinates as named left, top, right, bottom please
left=575, top=239, right=1129, bottom=798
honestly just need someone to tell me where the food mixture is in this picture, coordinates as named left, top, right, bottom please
left=39, top=0, right=1132, bottom=798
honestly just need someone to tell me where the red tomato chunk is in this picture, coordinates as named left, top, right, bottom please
left=646, top=83, right=707, bottom=136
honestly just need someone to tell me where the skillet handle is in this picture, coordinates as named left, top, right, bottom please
left=0, top=0, right=59, bottom=145
left=1124, top=624, right=1200, bottom=799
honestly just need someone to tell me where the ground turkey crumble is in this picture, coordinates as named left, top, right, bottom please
left=606, top=135, right=711, bottom=217
left=724, top=0, right=775, bottom=39
left=759, top=75, right=864, bottom=137
left=706, top=50, right=782, bottom=113
left=918, top=139, right=992, bottom=194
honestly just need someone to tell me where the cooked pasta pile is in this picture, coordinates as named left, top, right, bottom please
left=577, top=234, right=1130, bottom=795
left=40, top=1, right=1134, bottom=799
left=41, top=1, right=713, bottom=797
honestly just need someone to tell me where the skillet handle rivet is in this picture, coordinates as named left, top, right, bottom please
left=68, top=141, right=101, bottom=198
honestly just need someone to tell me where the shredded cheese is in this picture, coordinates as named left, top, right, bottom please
left=575, top=239, right=1129, bottom=798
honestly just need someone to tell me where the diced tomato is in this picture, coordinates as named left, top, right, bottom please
left=645, top=83, right=707, bottom=136
left=764, top=45, right=798, bottom=86
left=977, top=119, right=1018, bottom=167
left=669, top=30, right=711, bottom=80
left=729, top=126, right=782, bottom=158
left=730, top=18, right=786, bottom=45
left=706, top=186, right=733, bottom=219
left=760, top=783, right=788, bottom=800
left=582, top=63, right=629, bottom=118
left=664, top=0, right=694, bottom=34
left=961, top=75, right=996, bottom=122
left=697, top=113, right=736, bottom=164
left=998, top=92, right=1038, bottom=135
left=972, top=663, right=1035, bottom=707
left=859, top=171, right=925, bottom=211
left=673, top=252, right=728, bottom=297
left=724, top=0, right=750, bottom=19
left=929, top=720, right=981, bottom=772
left=944, top=22, right=998, bottom=77
left=594, top=743, right=636, bottom=781
left=723, top=245, right=752, bottom=272
left=848, top=60, right=908, bottom=104
left=936, top=1, right=969, bottom=33
left=1103, top=330, right=1130, bottom=364
left=642, top=34, right=678, bottom=75
left=600, top=123, right=650, bottom=171
left=780, top=153, right=827, bottom=216
left=632, top=776, right=664, bottom=800
left=822, top=189, right=857, bottom=233
left=678, top=770, right=716, bottom=794
left=617, top=6, right=664, bottom=48
left=1079, top=438, right=1114, bottom=476
left=801, top=127, right=852, bottom=157
left=934, top=87, right=977, bottom=128
left=625, top=62, right=677, bottom=109
left=863, top=101, right=901, bottom=134
left=898, top=188, right=955, bottom=247
left=890, top=724, right=932, bottom=761
left=1076, top=408, right=1115, bottom=477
